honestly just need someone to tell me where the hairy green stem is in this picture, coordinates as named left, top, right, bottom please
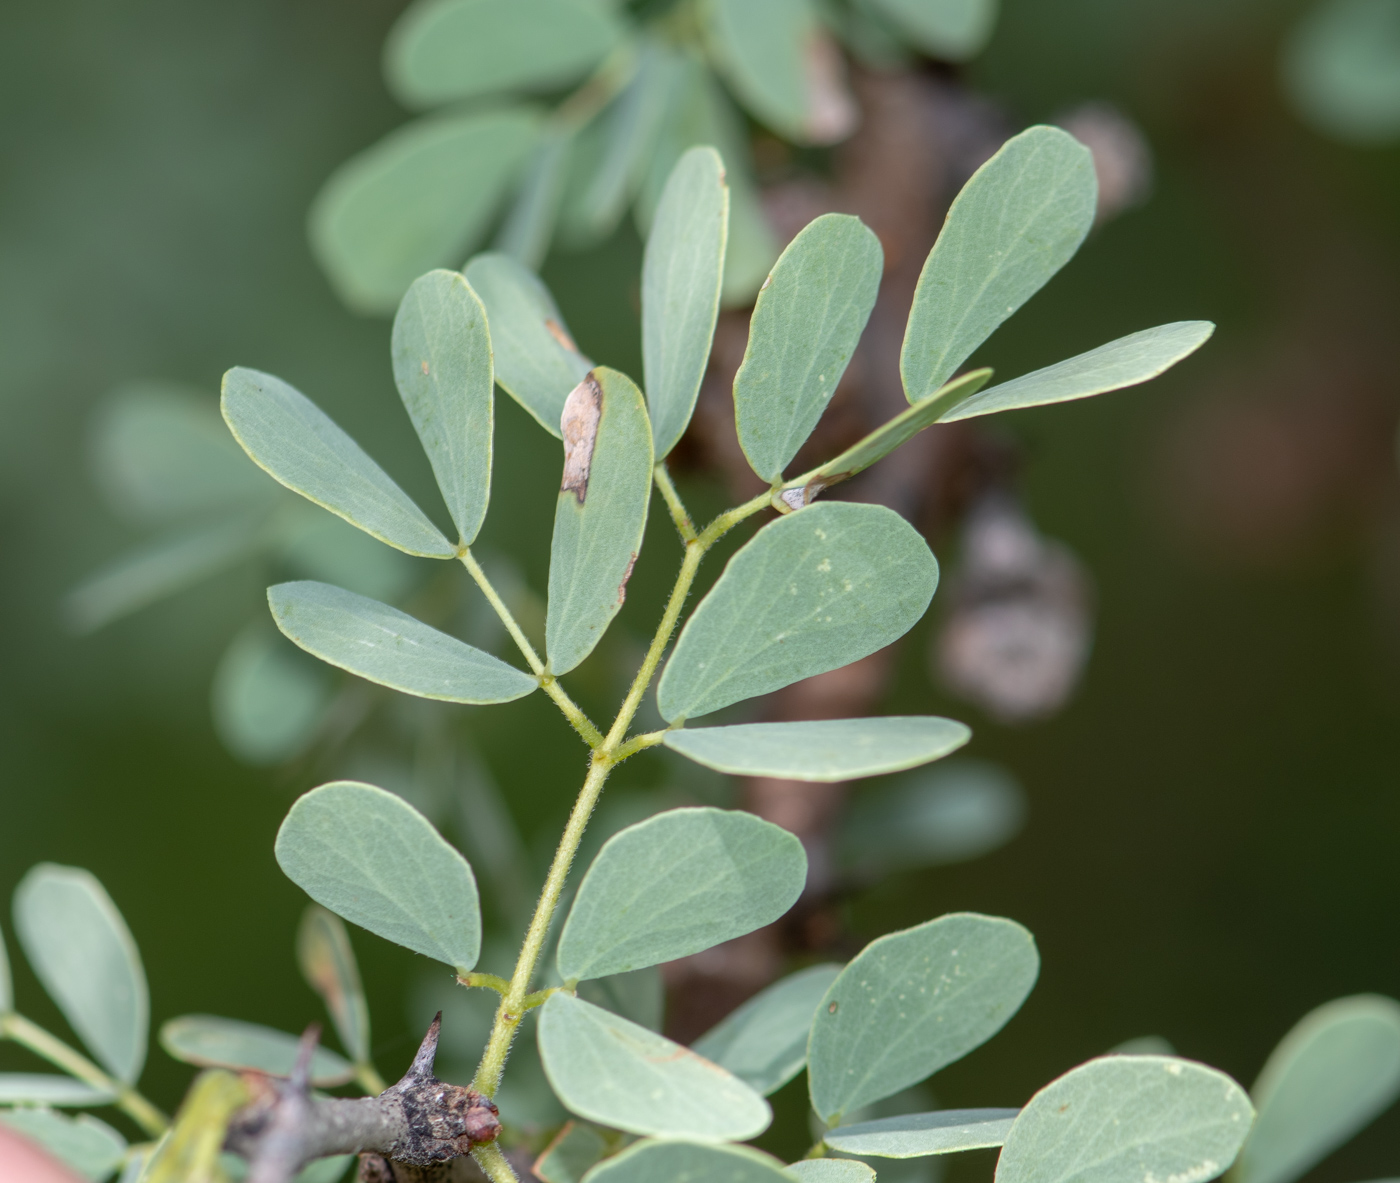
left=466, top=488, right=772, bottom=1179
left=458, top=548, right=603, bottom=747
left=458, top=972, right=511, bottom=995
left=471, top=1139, right=520, bottom=1183
left=1, top=1012, right=168, bottom=1137
left=653, top=463, right=697, bottom=544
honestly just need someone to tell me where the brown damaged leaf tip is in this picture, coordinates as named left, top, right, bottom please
left=544, top=318, right=579, bottom=353
left=561, top=374, right=602, bottom=504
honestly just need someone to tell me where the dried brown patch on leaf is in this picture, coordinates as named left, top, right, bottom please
left=560, top=375, right=602, bottom=504
left=617, top=551, right=638, bottom=605
left=545, top=319, right=579, bottom=353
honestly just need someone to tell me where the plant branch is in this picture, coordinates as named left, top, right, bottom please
left=227, top=1018, right=499, bottom=1183
left=611, top=729, right=668, bottom=763
left=0, top=1011, right=168, bottom=1137
left=459, top=549, right=602, bottom=746
left=457, top=972, right=511, bottom=995
left=466, top=484, right=775, bottom=1157
left=654, top=463, right=697, bottom=544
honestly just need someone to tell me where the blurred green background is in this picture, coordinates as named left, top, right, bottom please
left=3, top=0, right=1399, bottom=1175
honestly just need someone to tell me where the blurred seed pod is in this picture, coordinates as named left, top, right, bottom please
left=934, top=493, right=1094, bottom=723
left=1056, top=102, right=1153, bottom=224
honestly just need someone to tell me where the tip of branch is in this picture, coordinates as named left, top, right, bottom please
left=405, top=1013, right=442, bottom=1083
left=291, top=1023, right=321, bottom=1094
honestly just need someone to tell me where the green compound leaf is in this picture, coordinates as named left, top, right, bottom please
left=546, top=369, right=654, bottom=675
left=391, top=270, right=494, bottom=546
left=212, top=625, right=332, bottom=766
left=159, top=1015, right=355, bottom=1086
left=464, top=252, right=595, bottom=437
left=692, top=964, right=842, bottom=1095
left=13, top=865, right=149, bottom=1085
left=534, top=1121, right=608, bottom=1183
left=665, top=717, right=970, bottom=782
left=734, top=213, right=883, bottom=483
left=386, top=0, right=623, bottom=110
left=825, top=1108, right=1020, bottom=1158
left=1233, top=995, right=1400, bottom=1183
left=275, top=781, right=481, bottom=972
left=808, top=912, right=1038, bottom=1121
left=705, top=0, right=853, bottom=144
left=657, top=501, right=938, bottom=722
left=996, top=1056, right=1254, bottom=1183
left=222, top=367, right=455, bottom=558
left=91, top=382, right=275, bottom=524
left=863, top=0, right=999, bottom=60
left=785, top=1161, right=876, bottom=1183
left=310, top=108, right=542, bottom=315
left=940, top=322, right=1215, bottom=423
left=557, top=807, right=807, bottom=982
left=64, top=516, right=264, bottom=634
left=297, top=905, right=372, bottom=1066
left=642, top=146, right=729, bottom=458
left=1283, top=0, right=1400, bottom=144
left=0, top=1076, right=115, bottom=1107
left=583, top=1139, right=792, bottom=1183
left=838, top=759, right=1026, bottom=875
left=775, top=368, right=992, bottom=509
left=901, top=126, right=1096, bottom=403
left=539, top=994, right=772, bottom=1140
left=269, top=580, right=536, bottom=704
left=0, top=1109, right=127, bottom=1182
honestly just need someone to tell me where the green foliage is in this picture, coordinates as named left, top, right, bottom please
left=385, top=0, right=623, bottom=110
left=0, top=1108, right=127, bottom=1181
left=825, top=1108, right=1019, bottom=1158
left=159, top=1015, right=355, bottom=1086
left=734, top=214, right=883, bottom=484
left=1232, top=996, right=1400, bottom=1183
left=996, top=1057, right=1254, bottom=1183
left=556, top=807, right=806, bottom=982
left=582, top=1139, right=791, bottom=1183
left=642, top=146, right=729, bottom=459
left=692, top=964, right=842, bottom=1095
left=275, top=781, right=482, bottom=972
left=785, top=1161, right=875, bottom=1183
left=211, top=624, right=332, bottom=765
left=391, top=269, right=495, bottom=546
left=837, top=759, right=1026, bottom=874
left=901, top=126, right=1097, bottom=403
left=1283, top=0, right=1400, bottom=143
left=14, top=864, right=149, bottom=1085
left=864, top=0, right=998, bottom=59
left=310, top=109, right=542, bottom=313
left=60, top=131, right=1238, bottom=1183
left=534, top=1121, right=609, bottom=1183
left=546, top=368, right=654, bottom=675
left=808, top=913, right=1038, bottom=1121
left=663, top=717, right=969, bottom=781
left=221, top=367, right=455, bottom=559
left=704, top=0, right=846, bottom=146
left=308, top=0, right=1004, bottom=314
left=538, top=993, right=772, bottom=1140
left=657, top=502, right=938, bottom=722
left=268, top=580, right=536, bottom=703
left=296, top=906, right=372, bottom=1067
left=0, top=1076, right=114, bottom=1107
left=464, top=252, right=593, bottom=437
left=940, top=322, right=1216, bottom=422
